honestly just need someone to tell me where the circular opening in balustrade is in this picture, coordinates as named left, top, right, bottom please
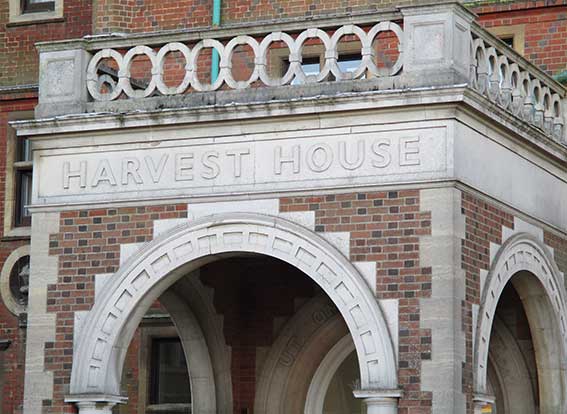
left=90, top=53, right=123, bottom=100
left=295, top=33, right=326, bottom=84
left=129, top=52, right=155, bottom=93
left=333, top=34, right=362, bottom=81
left=371, top=28, right=400, bottom=74
left=193, top=46, right=214, bottom=86
left=230, top=42, right=256, bottom=83
left=161, top=50, right=189, bottom=90
left=190, top=39, right=225, bottom=91
left=264, top=39, right=293, bottom=85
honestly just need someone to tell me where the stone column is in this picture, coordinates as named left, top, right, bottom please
left=473, top=394, right=495, bottom=414
left=354, top=390, right=401, bottom=414
left=65, top=395, right=126, bottom=414
left=75, top=401, right=117, bottom=414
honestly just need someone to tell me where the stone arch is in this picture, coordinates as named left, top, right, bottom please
left=159, top=289, right=217, bottom=413
left=168, top=274, right=233, bottom=413
left=69, top=213, right=398, bottom=404
left=254, top=294, right=349, bottom=414
left=474, top=233, right=567, bottom=408
left=487, top=316, right=536, bottom=414
left=304, top=333, right=356, bottom=414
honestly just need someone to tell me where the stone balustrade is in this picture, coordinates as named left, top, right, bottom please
left=86, top=22, right=404, bottom=101
left=34, top=2, right=567, bottom=146
left=470, top=25, right=565, bottom=142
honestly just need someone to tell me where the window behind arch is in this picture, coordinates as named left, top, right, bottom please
left=149, top=338, right=191, bottom=410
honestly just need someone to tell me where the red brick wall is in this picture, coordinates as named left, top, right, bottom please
left=544, top=230, right=567, bottom=282
left=0, top=240, right=28, bottom=414
left=0, top=98, right=37, bottom=414
left=45, top=205, right=187, bottom=413
left=0, top=0, right=92, bottom=87
left=40, top=190, right=432, bottom=413
left=281, top=190, right=433, bottom=413
left=0, top=98, right=36, bottom=236
left=475, top=3, right=567, bottom=76
left=120, top=330, right=141, bottom=414
left=92, top=0, right=403, bottom=34
left=460, top=192, right=514, bottom=414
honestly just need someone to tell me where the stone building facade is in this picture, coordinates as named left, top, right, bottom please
left=1, top=1, right=567, bottom=414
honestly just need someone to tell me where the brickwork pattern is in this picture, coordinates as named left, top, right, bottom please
left=45, top=205, right=187, bottom=413
left=460, top=192, right=514, bottom=414
left=0, top=239, right=29, bottom=414
left=0, top=98, right=36, bottom=236
left=281, top=190, right=433, bottom=413
left=544, top=230, right=567, bottom=282
left=120, top=330, right=140, bottom=414
left=0, top=0, right=92, bottom=87
left=476, top=3, right=567, bottom=76
left=0, top=98, right=36, bottom=414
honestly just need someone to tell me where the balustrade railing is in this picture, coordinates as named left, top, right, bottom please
left=85, top=21, right=404, bottom=101
left=470, top=25, right=565, bottom=142
left=35, top=3, right=567, bottom=146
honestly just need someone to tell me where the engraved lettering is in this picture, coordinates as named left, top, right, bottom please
left=278, top=336, right=304, bottom=367
left=338, top=140, right=364, bottom=170
left=201, top=151, right=220, bottom=180
left=399, top=136, right=420, bottom=166
left=91, top=159, right=117, bottom=187
left=121, top=158, right=143, bottom=185
left=226, top=148, right=250, bottom=178
left=312, top=304, right=339, bottom=324
left=63, top=161, right=87, bottom=189
left=306, top=144, right=333, bottom=173
left=274, top=145, right=300, bottom=175
left=371, top=139, right=391, bottom=168
left=175, top=153, right=194, bottom=181
left=144, top=154, right=168, bottom=183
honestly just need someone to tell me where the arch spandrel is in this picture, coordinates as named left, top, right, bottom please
left=474, top=233, right=567, bottom=397
left=69, top=212, right=398, bottom=400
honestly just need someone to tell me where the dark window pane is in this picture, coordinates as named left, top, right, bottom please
left=500, top=36, right=514, bottom=48
left=21, top=0, right=55, bottom=13
left=16, top=138, right=32, bottom=163
left=150, top=338, right=191, bottom=404
left=15, top=169, right=32, bottom=227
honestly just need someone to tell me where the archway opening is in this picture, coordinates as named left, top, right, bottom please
left=485, top=270, right=565, bottom=413
left=115, top=254, right=362, bottom=414
left=322, top=351, right=361, bottom=414
left=69, top=214, right=397, bottom=414
left=486, top=279, right=538, bottom=414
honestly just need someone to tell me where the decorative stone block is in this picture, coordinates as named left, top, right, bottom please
left=36, top=48, right=91, bottom=118
left=402, top=3, right=474, bottom=85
